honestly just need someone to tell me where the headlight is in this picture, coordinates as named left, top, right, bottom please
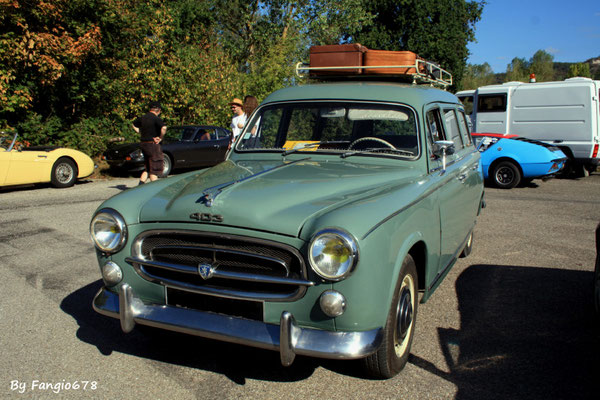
left=308, top=229, right=358, bottom=280
left=130, top=148, right=143, bottom=160
left=90, top=208, right=127, bottom=253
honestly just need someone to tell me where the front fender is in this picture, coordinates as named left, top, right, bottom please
left=330, top=201, right=438, bottom=331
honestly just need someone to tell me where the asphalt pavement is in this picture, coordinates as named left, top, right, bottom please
left=1, top=173, right=599, bottom=399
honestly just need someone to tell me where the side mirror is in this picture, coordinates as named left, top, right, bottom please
left=432, top=140, right=455, bottom=171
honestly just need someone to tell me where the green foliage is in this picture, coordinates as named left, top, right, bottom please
left=530, top=50, right=554, bottom=81
left=351, top=0, right=485, bottom=89
left=0, top=0, right=483, bottom=158
left=567, top=63, right=591, bottom=78
left=15, top=113, right=63, bottom=146
left=59, top=117, right=132, bottom=156
left=505, top=50, right=555, bottom=82
left=505, top=57, right=530, bottom=82
left=461, top=62, right=496, bottom=89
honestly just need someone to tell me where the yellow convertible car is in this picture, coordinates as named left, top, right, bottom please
left=0, top=131, right=95, bottom=188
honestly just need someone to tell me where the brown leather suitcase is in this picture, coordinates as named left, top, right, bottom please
left=309, top=44, right=367, bottom=75
left=363, top=50, right=422, bottom=75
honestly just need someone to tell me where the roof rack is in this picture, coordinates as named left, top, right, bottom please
left=295, top=59, right=452, bottom=89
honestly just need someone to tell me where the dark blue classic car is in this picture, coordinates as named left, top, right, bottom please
left=103, top=125, right=231, bottom=177
left=472, top=133, right=567, bottom=188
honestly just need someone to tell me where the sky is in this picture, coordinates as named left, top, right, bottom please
left=467, top=0, right=600, bottom=73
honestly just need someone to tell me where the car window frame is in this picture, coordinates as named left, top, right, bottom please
left=456, top=109, right=473, bottom=147
left=442, top=108, right=464, bottom=151
left=234, top=100, right=421, bottom=160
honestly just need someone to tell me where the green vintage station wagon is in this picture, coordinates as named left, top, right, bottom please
left=91, top=71, right=484, bottom=378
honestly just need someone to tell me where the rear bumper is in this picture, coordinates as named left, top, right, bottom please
left=93, top=284, right=383, bottom=366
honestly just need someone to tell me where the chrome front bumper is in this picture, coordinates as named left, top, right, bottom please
left=93, top=284, right=383, bottom=366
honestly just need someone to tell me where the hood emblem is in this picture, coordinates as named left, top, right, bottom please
left=198, top=263, right=216, bottom=280
left=190, top=213, right=223, bottom=222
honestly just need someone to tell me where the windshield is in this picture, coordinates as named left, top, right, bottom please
left=235, top=102, right=419, bottom=158
left=0, top=132, right=17, bottom=151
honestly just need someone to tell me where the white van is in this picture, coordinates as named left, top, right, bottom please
left=457, top=78, right=600, bottom=175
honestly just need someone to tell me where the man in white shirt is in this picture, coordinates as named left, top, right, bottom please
left=229, top=98, right=246, bottom=142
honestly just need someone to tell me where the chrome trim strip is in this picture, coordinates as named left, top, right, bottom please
left=127, top=257, right=315, bottom=287
left=366, top=150, right=480, bottom=239
left=93, top=287, right=383, bottom=365
left=149, top=245, right=291, bottom=275
left=362, top=184, right=439, bottom=240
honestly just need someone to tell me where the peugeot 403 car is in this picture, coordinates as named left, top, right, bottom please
left=90, top=52, right=484, bottom=378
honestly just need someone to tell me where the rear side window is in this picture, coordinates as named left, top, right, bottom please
left=477, top=94, right=507, bottom=113
left=426, top=109, right=446, bottom=143
left=443, top=109, right=464, bottom=150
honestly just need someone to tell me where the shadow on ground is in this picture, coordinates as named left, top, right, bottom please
left=60, top=280, right=317, bottom=385
left=411, top=264, right=600, bottom=400
left=60, top=264, right=600, bottom=393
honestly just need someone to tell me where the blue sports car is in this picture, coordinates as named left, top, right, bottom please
left=472, top=133, right=567, bottom=189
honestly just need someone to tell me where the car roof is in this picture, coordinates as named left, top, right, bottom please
left=263, top=82, right=459, bottom=107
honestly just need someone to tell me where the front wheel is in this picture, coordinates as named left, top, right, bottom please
left=363, top=255, right=418, bottom=379
left=492, top=161, right=521, bottom=189
left=51, top=158, right=78, bottom=188
left=161, top=153, right=172, bottom=177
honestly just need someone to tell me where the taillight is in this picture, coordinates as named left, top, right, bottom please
left=592, top=144, right=599, bottom=159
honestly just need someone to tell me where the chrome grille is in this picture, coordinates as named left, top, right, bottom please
left=128, top=230, right=313, bottom=301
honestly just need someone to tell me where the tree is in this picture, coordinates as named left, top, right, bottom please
left=529, top=49, right=554, bottom=81
left=505, top=57, right=530, bottom=82
left=567, top=63, right=591, bottom=78
left=461, top=62, right=496, bottom=89
left=211, top=0, right=373, bottom=100
left=504, top=50, right=555, bottom=83
left=350, top=0, right=485, bottom=89
left=0, top=0, right=102, bottom=124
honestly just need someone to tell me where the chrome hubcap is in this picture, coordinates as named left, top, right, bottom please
left=56, top=163, right=74, bottom=183
left=397, top=287, right=413, bottom=342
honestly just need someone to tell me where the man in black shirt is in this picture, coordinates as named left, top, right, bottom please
left=132, top=101, right=167, bottom=184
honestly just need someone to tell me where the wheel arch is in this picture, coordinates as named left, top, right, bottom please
left=387, top=233, right=428, bottom=304
left=407, top=241, right=427, bottom=293
left=52, top=156, right=79, bottom=176
left=163, top=150, right=174, bottom=164
left=488, top=156, right=522, bottom=178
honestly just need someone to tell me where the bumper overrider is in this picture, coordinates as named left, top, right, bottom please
left=93, top=284, right=383, bottom=366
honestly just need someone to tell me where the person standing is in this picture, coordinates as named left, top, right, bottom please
left=132, top=101, right=167, bottom=185
left=241, top=95, right=259, bottom=147
left=229, top=98, right=246, bottom=142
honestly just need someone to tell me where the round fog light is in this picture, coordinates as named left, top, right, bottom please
left=319, top=290, right=346, bottom=317
left=102, top=261, right=123, bottom=286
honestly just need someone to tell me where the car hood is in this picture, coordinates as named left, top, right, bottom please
left=136, top=158, right=419, bottom=238
left=104, top=142, right=140, bottom=157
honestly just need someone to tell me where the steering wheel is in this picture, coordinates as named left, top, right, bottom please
left=348, top=137, right=395, bottom=150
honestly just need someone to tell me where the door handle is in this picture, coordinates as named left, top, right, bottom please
left=458, top=173, right=467, bottom=182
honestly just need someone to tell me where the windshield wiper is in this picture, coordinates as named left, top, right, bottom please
left=340, top=148, right=415, bottom=159
left=281, top=141, right=349, bottom=156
